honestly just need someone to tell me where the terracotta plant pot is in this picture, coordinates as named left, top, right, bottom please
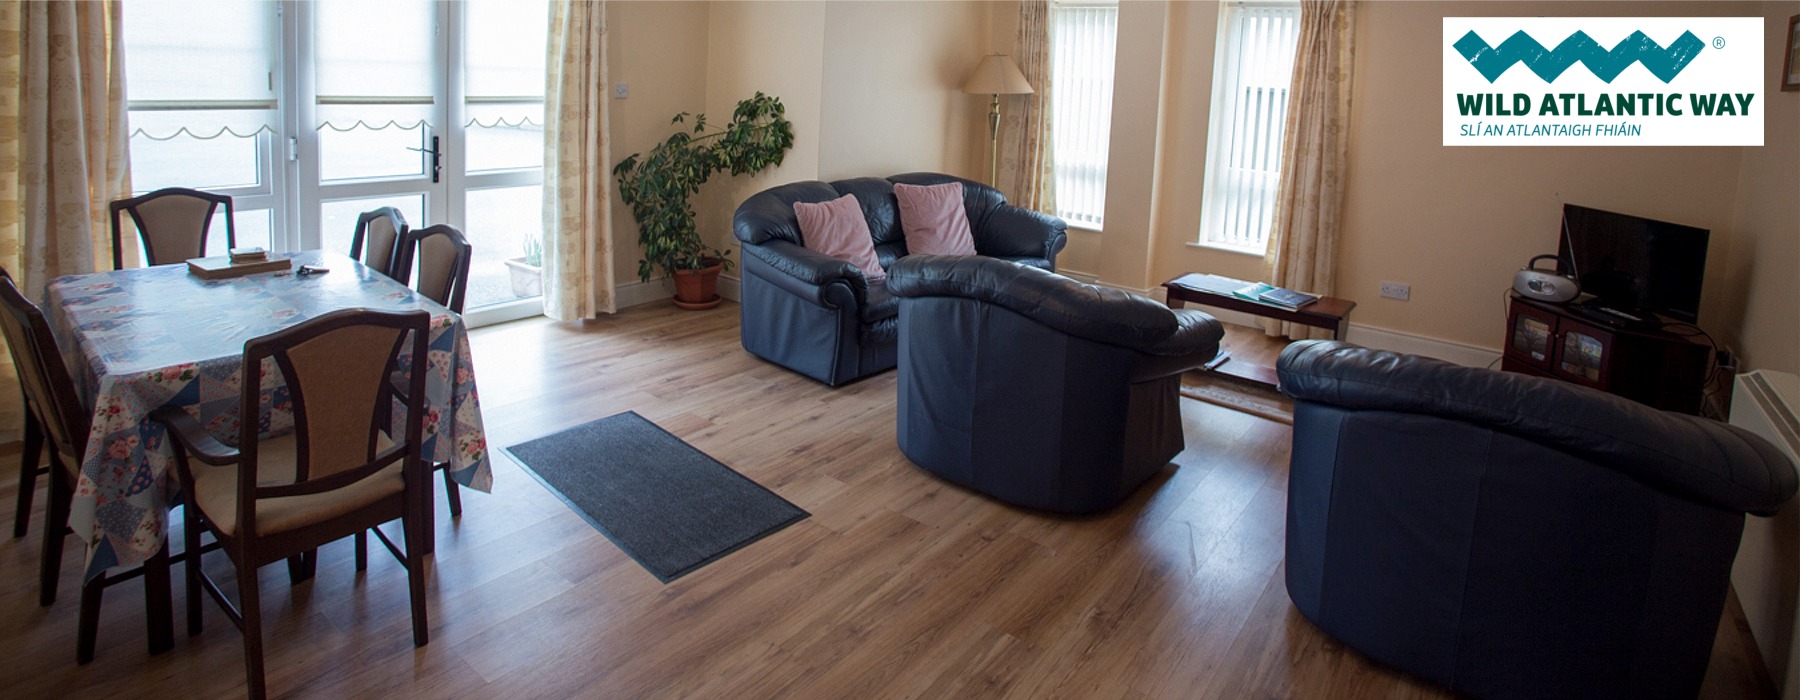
left=671, top=261, right=724, bottom=310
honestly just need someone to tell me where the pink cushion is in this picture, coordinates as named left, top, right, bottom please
left=894, top=182, right=977, bottom=257
left=794, top=194, right=885, bottom=282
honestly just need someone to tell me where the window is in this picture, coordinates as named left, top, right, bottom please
left=1049, top=1, right=1117, bottom=229
left=122, top=0, right=548, bottom=321
left=1197, top=1, right=1300, bottom=253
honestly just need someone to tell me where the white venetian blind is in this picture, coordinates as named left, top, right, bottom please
left=1049, top=2, right=1117, bottom=229
left=1198, top=1, right=1300, bottom=252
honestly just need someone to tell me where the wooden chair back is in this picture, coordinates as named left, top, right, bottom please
left=234, top=309, right=430, bottom=539
left=0, top=269, right=88, bottom=462
left=110, top=188, right=236, bottom=269
left=394, top=224, right=471, bottom=313
left=350, top=208, right=408, bottom=281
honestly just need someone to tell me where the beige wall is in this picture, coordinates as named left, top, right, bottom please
left=1081, top=0, right=1779, bottom=355
left=611, top=0, right=991, bottom=287
left=606, top=1, right=713, bottom=286
left=1724, top=1, right=1800, bottom=374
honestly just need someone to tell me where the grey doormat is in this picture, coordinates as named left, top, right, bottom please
left=504, top=411, right=808, bottom=583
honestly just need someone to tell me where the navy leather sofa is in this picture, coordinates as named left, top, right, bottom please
left=887, top=256, right=1223, bottom=513
left=732, top=173, right=1067, bottom=386
left=1277, top=339, right=1798, bottom=700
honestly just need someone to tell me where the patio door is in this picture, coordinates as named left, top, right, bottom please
left=295, top=0, right=548, bottom=324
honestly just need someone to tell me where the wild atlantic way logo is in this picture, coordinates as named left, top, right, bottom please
left=1442, top=18, right=1763, bottom=146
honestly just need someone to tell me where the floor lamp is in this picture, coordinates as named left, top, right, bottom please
left=962, top=54, right=1034, bottom=186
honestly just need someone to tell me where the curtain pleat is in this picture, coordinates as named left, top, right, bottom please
left=542, top=0, right=615, bottom=320
left=996, top=0, right=1054, bottom=214
left=0, top=1, right=129, bottom=441
left=1263, top=0, right=1355, bottom=340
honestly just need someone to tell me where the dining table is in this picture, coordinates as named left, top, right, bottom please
left=44, top=250, right=492, bottom=581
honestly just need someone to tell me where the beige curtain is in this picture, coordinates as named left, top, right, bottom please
left=995, top=0, right=1054, bottom=213
left=542, top=0, right=615, bottom=320
left=0, top=1, right=129, bottom=441
left=1263, top=0, right=1356, bottom=340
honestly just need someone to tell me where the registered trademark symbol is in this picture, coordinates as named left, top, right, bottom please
left=1713, top=37, right=1726, bottom=49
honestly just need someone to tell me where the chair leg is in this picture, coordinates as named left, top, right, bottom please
left=442, top=468, right=462, bottom=518
left=183, top=503, right=202, bottom=636
left=14, top=415, right=43, bottom=538
left=286, top=550, right=316, bottom=584
left=405, top=495, right=429, bottom=647
left=144, top=541, right=173, bottom=655
left=77, top=572, right=103, bottom=664
left=239, top=562, right=267, bottom=700
left=39, top=462, right=69, bottom=607
left=355, top=530, right=368, bottom=571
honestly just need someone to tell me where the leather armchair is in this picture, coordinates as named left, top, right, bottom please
left=1277, top=340, right=1798, bottom=700
left=733, top=173, right=1067, bottom=386
left=887, top=256, right=1223, bottom=513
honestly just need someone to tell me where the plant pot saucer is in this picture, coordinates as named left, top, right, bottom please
left=672, top=294, right=722, bottom=310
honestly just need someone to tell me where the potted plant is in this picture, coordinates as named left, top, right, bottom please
left=613, top=92, right=795, bottom=309
left=504, top=236, right=544, bottom=298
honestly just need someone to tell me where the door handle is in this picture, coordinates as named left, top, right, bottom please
left=407, top=135, right=442, bottom=183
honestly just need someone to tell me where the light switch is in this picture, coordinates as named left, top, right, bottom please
left=613, top=82, right=629, bottom=99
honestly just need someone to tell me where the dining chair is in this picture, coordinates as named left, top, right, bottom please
left=153, top=308, right=433, bottom=700
left=393, top=223, right=472, bottom=314
left=391, top=224, right=473, bottom=517
left=109, top=187, right=237, bottom=269
left=349, top=207, right=409, bottom=282
left=0, top=268, right=174, bottom=664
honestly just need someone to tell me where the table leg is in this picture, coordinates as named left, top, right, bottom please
left=1167, top=294, right=1186, bottom=309
left=1335, top=318, right=1350, bottom=340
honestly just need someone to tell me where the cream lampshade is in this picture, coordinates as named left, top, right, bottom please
left=962, top=54, right=1034, bottom=185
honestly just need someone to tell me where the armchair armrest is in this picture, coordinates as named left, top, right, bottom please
left=742, top=240, right=870, bottom=307
left=150, top=407, right=240, bottom=466
left=976, top=205, right=1068, bottom=264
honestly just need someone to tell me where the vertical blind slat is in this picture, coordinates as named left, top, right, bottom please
left=1201, top=2, right=1299, bottom=250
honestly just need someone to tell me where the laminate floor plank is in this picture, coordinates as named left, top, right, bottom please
left=0, top=303, right=1773, bottom=699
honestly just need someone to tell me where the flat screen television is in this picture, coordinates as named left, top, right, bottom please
left=1557, top=204, right=1709, bottom=324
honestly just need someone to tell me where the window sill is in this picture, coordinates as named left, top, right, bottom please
left=1066, top=224, right=1102, bottom=235
left=1186, top=240, right=1267, bottom=258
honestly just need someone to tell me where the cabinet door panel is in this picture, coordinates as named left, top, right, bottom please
left=1551, top=318, right=1613, bottom=389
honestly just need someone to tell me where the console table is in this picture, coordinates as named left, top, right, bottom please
left=1162, top=274, right=1356, bottom=386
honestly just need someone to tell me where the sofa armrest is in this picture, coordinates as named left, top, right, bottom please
left=1277, top=340, right=1800, bottom=515
left=742, top=240, right=868, bottom=307
left=976, top=205, right=1068, bottom=266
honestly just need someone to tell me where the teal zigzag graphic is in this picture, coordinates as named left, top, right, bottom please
left=1453, top=29, right=1706, bottom=83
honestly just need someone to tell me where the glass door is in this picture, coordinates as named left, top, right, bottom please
left=297, top=0, right=547, bottom=323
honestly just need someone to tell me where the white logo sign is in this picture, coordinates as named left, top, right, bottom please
left=1443, top=17, right=1763, bottom=146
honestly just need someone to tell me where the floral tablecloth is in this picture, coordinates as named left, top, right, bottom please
left=45, top=250, right=491, bottom=580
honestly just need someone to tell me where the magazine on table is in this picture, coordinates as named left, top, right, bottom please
left=1232, top=282, right=1319, bottom=310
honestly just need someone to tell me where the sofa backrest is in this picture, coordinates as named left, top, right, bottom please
left=733, top=172, right=1008, bottom=271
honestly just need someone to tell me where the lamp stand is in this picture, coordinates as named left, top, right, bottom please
left=986, top=93, right=1001, bottom=185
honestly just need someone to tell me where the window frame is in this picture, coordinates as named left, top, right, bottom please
left=1195, top=0, right=1301, bottom=255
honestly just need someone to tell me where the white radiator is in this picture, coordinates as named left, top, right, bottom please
left=1730, top=370, right=1800, bottom=697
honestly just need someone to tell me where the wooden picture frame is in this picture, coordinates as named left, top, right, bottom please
left=1785, top=14, right=1800, bottom=92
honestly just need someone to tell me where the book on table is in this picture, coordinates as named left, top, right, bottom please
left=1232, top=282, right=1319, bottom=310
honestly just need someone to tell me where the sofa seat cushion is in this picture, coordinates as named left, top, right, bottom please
left=191, top=432, right=404, bottom=537
left=860, top=280, right=899, bottom=324
left=862, top=316, right=898, bottom=345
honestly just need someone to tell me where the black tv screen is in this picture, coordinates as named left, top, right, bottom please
left=1557, top=204, right=1709, bottom=323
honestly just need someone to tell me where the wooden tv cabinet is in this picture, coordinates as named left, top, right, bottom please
left=1501, top=295, right=1711, bottom=414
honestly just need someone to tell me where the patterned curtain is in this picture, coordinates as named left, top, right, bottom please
left=0, top=1, right=130, bottom=441
left=542, top=0, right=616, bottom=320
left=1263, top=0, right=1356, bottom=340
left=995, top=0, right=1054, bottom=213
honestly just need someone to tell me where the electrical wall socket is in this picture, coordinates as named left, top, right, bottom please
left=612, top=82, right=629, bottom=99
left=1379, top=281, right=1411, bottom=301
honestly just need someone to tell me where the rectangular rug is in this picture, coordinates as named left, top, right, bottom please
left=504, top=411, right=809, bottom=583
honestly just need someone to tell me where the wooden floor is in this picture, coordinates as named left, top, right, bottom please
left=0, top=301, right=1776, bottom=699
